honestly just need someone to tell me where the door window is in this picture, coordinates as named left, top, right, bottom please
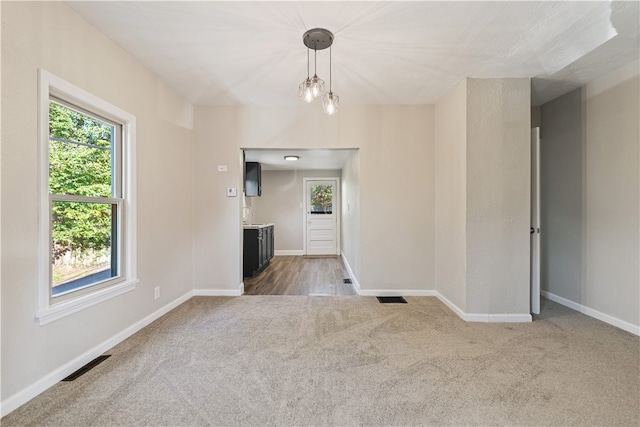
left=310, top=184, right=333, bottom=214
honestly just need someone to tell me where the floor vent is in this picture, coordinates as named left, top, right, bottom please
left=62, top=355, right=111, bottom=382
left=343, top=278, right=352, bottom=284
left=377, top=296, right=407, bottom=304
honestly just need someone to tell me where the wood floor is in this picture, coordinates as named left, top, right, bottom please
left=243, top=256, right=357, bottom=295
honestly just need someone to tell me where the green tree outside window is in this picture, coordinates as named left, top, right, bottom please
left=49, top=102, right=114, bottom=285
left=311, top=185, right=332, bottom=213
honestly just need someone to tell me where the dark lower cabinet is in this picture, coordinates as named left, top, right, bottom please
left=243, top=225, right=274, bottom=278
left=265, top=225, right=274, bottom=261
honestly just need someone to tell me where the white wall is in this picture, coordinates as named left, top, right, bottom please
left=192, top=108, right=243, bottom=293
left=583, top=61, right=639, bottom=327
left=341, top=150, right=361, bottom=283
left=359, top=108, right=435, bottom=293
left=539, top=89, right=584, bottom=306
left=193, top=105, right=435, bottom=294
left=1, top=1, right=194, bottom=408
left=434, top=78, right=531, bottom=319
left=251, top=169, right=342, bottom=252
left=465, top=78, right=531, bottom=316
left=541, top=60, right=639, bottom=331
left=435, top=79, right=467, bottom=311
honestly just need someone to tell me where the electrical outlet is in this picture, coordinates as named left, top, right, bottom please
left=154, top=286, right=160, bottom=300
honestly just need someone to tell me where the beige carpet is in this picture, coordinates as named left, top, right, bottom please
left=3, top=296, right=639, bottom=426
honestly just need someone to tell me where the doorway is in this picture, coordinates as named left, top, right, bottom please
left=240, top=149, right=358, bottom=296
left=303, top=178, right=340, bottom=256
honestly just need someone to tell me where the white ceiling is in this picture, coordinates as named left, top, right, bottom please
left=245, top=149, right=352, bottom=171
left=66, top=1, right=638, bottom=170
left=67, top=1, right=639, bottom=108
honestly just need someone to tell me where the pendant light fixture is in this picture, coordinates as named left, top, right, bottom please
left=298, top=38, right=314, bottom=103
left=322, top=45, right=339, bottom=115
left=299, top=28, right=339, bottom=115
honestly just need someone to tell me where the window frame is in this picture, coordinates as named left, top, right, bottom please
left=49, top=97, right=123, bottom=299
left=37, top=70, right=138, bottom=325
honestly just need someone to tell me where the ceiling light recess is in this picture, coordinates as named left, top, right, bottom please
left=284, top=155, right=300, bottom=161
left=299, top=28, right=339, bottom=115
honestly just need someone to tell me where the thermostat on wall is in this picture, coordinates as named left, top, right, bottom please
left=226, top=188, right=237, bottom=197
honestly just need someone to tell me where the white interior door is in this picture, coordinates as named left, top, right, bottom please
left=305, top=179, right=339, bottom=256
left=531, top=127, right=541, bottom=315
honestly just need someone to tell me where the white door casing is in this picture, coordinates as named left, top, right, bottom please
left=304, top=178, right=340, bottom=256
left=531, top=127, right=541, bottom=315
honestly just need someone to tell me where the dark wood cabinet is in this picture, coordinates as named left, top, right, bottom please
left=265, top=225, right=274, bottom=261
left=245, top=162, right=261, bottom=197
left=243, top=225, right=274, bottom=278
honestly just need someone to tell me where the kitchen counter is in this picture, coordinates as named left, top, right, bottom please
left=243, top=223, right=275, bottom=229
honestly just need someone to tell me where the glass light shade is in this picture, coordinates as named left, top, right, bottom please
left=299, top=78, right=315, bottom=103
left=310, top=75, right=325, bottom=98
left=323, top=91, right=339, bottom=115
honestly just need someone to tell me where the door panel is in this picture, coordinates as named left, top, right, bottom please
left=305, top=179, right=339, bottom=255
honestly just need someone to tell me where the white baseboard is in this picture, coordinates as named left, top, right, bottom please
left=359, top=288, right=532, bottom=323
left=340, top=252, right=361, bottom=292
left=464, top=312, right=532, bottom=323
left=434, top=291, right=467, bottom=320
left=541, top=290, right=640, bottom=336
left=274, top=250, right=304, bottom=256
left=357, top=289, right=437, bottom=297
left=1, top=291, right=193, bottom=417
left=192, top=288, right=242, bottom=296
left=437, top=292, right=531, bottom=323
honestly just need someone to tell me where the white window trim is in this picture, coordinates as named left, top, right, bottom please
left=37, top=69, right=138, bottom=325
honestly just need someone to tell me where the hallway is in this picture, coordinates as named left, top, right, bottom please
left=244, top=256, right=357, bottom=296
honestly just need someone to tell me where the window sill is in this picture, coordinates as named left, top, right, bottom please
left=36, top=279, right=138, bottom=326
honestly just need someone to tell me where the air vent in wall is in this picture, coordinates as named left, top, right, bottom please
left=62, top=355, right=111, bottom=381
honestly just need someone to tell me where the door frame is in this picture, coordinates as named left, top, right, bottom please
left=531, top=127, right=541, bottom=315
left=302, top=177, right=341, bottom=256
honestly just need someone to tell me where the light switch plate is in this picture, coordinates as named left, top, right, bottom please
left=217, top=165, right=228, bottom=172
left=226, top=188, right=237, bottom=197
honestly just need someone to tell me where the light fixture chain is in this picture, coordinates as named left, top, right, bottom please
left=306, top=36, right=310, bottom=78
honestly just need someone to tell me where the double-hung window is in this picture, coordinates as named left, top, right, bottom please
left=38, top=70, right=137, bottom=324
